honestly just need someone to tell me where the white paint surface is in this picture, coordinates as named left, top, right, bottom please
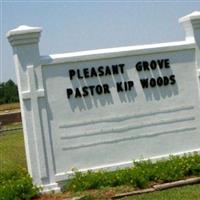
left=7, top=12, right=200, bottom=192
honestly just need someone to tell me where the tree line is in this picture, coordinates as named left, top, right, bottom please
left=0, top=80, right=19, bottom=104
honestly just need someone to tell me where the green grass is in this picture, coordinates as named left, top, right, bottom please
left=0, top=127, right=26, bottom=172
left=2, top=123, right=22, bottom=129
left=0, top=124, right=39, bottom=200
left=122, top=184, right=200, bottom=200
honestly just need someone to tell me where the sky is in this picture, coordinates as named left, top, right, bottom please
left=1, top=1, right=200, bottom=83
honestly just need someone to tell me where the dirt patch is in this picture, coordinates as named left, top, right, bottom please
left=34, top=186, right=135, bottom=200
left=0, top=103, right=20, bottom=112
left=0, top=111, right=21, bottom=126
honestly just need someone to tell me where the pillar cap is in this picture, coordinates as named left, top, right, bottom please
left=179, top=11, right=200, bottom=23
left=7, top=25, right=42, bottom=46
left=179, top=11, right=200, bottom=41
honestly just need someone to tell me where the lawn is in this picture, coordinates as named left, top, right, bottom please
left=0, top=126, right=26, bottom=172
left=122, top=184, right=200, bottom=200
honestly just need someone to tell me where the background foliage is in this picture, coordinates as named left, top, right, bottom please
left=0, top=80, right=19, bottom=104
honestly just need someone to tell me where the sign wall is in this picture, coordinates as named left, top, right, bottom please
left=7, top=12, right=200, bottom=191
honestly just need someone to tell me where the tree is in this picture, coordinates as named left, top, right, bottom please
left=0, top=80, right=19, bottom=104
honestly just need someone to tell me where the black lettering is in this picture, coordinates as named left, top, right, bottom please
left=98, top=66, right=104, bottom=76
left=118, top=64, right=125, bottom=74
left=170, top=74, right=176, bottom=85
left=163, top=76, right=169, bottom=86
left=150, top=60, right=157, bottom=70
left=150, top=78, right=156, bottom=87
left=75, top=88, right=82, bottom=98
left=157, top=77, right=163, bottom=86
left=116, top=82, right=123, bottom=92
left=105, top=66, right=112, bottom=76
left=157, top=59, right=164, bottom=69
left=140, top=79, right=149, bottom=88
left=66, top=88, right=73, bottom=99
left=77, top=69, right=83, bottom=79
left=135, top=62, right=142, bottom=72
left=69, top=69, right=76, bottom=80
left=165, top=59, right=170, bottom=68
left=128, top=81, right=134, bottom=90
left=124, top=82, right=128, bottom=91
left=82, top=86, right=89, bottom=97
left=83, top=68, right=89, bottom=78
left=88, top=85, right=95, bottom=96
left=90, top=67, right=98, bottom=77
left=112, top=65, right=119, bottom=74
left=103, top=84, right=110, bottom=94
left=96, top=85, right=103, bottom=95
left=143, top=61, right=150, bottom=71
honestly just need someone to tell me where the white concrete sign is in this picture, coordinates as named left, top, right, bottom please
left=7, top=12, right=200, bottom=192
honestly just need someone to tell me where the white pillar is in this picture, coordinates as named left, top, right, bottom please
left=7, top=26, right=60, bottom=192
left=179, top=11, right=200, bottom=70
left=179, top=11, right=200, bottom=110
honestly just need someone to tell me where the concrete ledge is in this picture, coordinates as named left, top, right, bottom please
left=153, top=177, right=200, bottom=191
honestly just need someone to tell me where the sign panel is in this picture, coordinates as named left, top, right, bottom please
left=42, top=50, right=199, bottom=176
